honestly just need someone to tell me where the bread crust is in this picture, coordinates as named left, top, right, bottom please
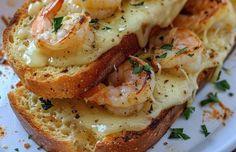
left=8, top=67, right=217, bottom=152
left=8, top=87, right=77, bottom=152
left=94, top=67, right=216, bottom=152
left=95, top=104, right=186, bottom=152
left=3, top=0, right=143, bottom=99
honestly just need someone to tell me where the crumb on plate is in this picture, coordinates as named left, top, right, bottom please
left=24, top=143, right=31, bottom=149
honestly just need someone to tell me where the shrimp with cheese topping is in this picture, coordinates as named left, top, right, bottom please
left=149, top=28, right=204, bottom=76
left=31, top=0, right=93, bottom=56
left=173, top=0, right=236, bottom=63
left=81, top=56, right=155, bottom=116
left=77, top=0, right=122, bottom=19
left=173, top=0, right=228, bottom=34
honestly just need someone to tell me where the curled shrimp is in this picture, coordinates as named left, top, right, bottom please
left=173, top=0, right=227, bottom=34
left=77, top=0, right=122, bottom=19
left=149, top=28, right=204, bottom=76
left=31, top=0, right=92, bottom=56
left=81, top=56, right=155, bottom=116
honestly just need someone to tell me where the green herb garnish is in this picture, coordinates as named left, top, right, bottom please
left=200, top=92, right=220, bottom=106
left=28, top=134, right=32, bottom=139
left=90, top=18, right=99, bottom=26
left=215, top=80, right=230, bottom=91
left=188, top=54, right=194, bottom=57
left=14, top=148, right=19, bottom=152
left=133, top=64, right=151, bottom=74
left=160, top=43, right=173, bottom=50
left=130, top=1, right=144, bottom=6
left=183, top=107, right=195, bottom=120
left=53, top=16, right=64, bottom=33
left=89, top=18, right=98, bottom=25
left=176, top=47, right=188, bottom=55
left=157, top=52, right=167, bottom=59
left=143, top=64, right=151, bottom=72
left=129, top=58, right=152, bottom=74
left=169, top=128, right=190, bottom=140
left=133, top=66, right=143, bottom=74
left=39, top=98, right=53, bottom=110
left=216, top=71, right=222, bottom=81
left=102, top=26, right=112, bottom=30
left=200, top=125, right=210, bottom=137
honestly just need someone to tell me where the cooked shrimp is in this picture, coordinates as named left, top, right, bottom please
left=149, top=28, right=204, bottom=76
left=77, top=0, right=122, bottom=19
left=31, top=0, right=92, bottom=56
left=81, top=56, right=155, bottom=116
left=173, top=0, right=227, bottom=33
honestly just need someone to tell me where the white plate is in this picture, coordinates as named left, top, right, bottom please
left=0, top=1, right=236, bottom=152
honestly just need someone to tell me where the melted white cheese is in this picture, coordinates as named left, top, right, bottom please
left=48, top=1, right=236, bottom=137
left=15, top=0, right=236, bottom=139
left=52, top=73, right=195, bottom=137
left=20, top=0, right=187, bottom=67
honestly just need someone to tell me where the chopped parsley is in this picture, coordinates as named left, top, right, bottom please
left=200, top=92, right=220, bottom=106
left=183, top=107, right=195, bottom=120
left=102, top=26, right=112, bottom=30
left=188, top=53, right=194, bottom=57
left=39, top=98, right=54, bottom=110
left=168, top=128, right=190, bottom=140
left=28, top=134, right=32, bottom=139
left=53, top=16, right=64, bottom=33
left=215, top=80, right=230, bottom=91
left=14, top=148, right=19, bottom=152
left=143, top=64, right=152, bottom=72
left=129, top=58, right=152, bottom=76
left=216, top=71, right=222, bottom=81
left=160, top=43, right=173, bottom=51
left=157, top=52, right=167, bottom=59
left=200, top=125, right=210, bottom=137
left=176, top=47, right=188, bottom=55
left=130, top=1, right=144, bottom=6
left=89, top=18, right=99, bottom=29
left=89, top=18, right=99, bottom=25
left=133, top=64, right=152, bottom=74
left=133, top=66, right=143, bottom=74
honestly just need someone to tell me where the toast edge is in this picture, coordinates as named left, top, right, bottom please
left=7, top=67, right=216, bottom=152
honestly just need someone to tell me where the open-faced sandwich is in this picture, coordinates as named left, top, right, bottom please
left=3, top=0, right=187, bottom=99
left=4, top=0, right=236, bottom=152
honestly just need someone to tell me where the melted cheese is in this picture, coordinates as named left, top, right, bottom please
left=17, top=0, right=187, bottom=67
left=201, top=1, right=236, bottom=73
left=51, top=73, right=196, bottom=137
left=13, top=0, right=236, bottom=141
left=47, top=1, right=236, bottom=137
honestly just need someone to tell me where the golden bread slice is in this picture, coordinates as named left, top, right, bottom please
left=6, top=0, right=236, bottom=151
left=3, top=0, right=187, bottom=99
left=8, top=67, right=214, bottom=152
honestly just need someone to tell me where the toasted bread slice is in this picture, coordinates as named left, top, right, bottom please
left=7, top=0, right=236, bottom=151
left=3, top=0, right=187, bottom=99
left=8, top=67, right=216, bottom=152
